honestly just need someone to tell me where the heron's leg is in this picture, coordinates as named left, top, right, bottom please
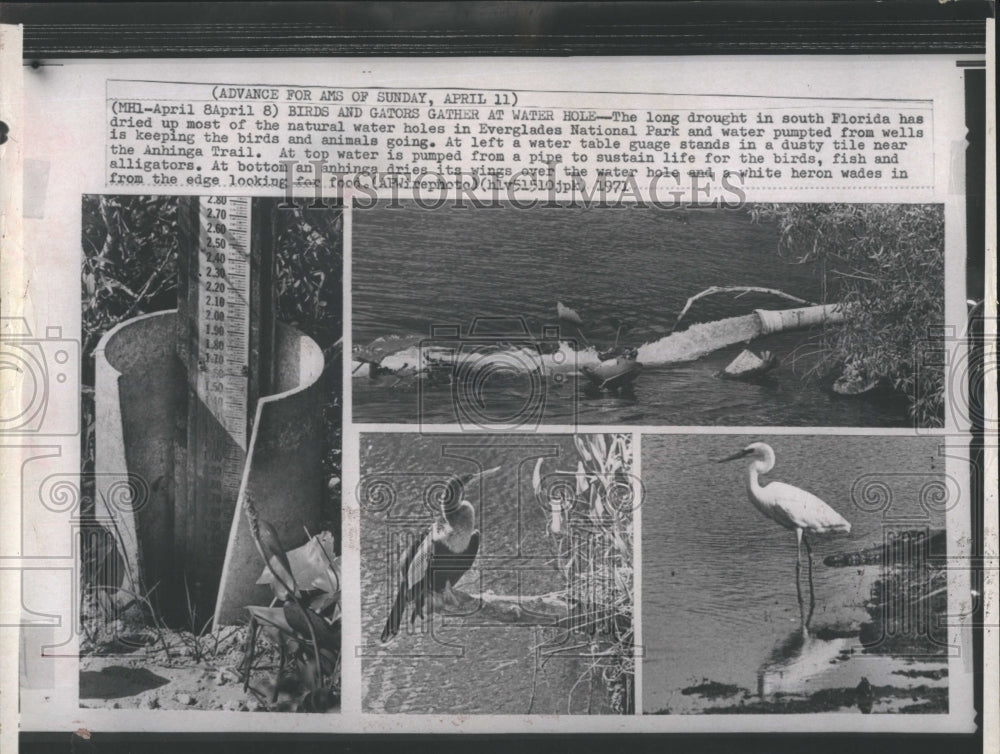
left=803, top=534, right=816, bottom=628
left=795, top=529, right=807, bottom=635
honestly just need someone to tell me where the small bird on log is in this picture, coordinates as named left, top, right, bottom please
left=717, top=442, right=851, bottom=636
left=380, top=466, right=500, bottom=643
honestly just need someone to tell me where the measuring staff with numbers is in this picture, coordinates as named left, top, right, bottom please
left=175, top=195, right=263, bottom=621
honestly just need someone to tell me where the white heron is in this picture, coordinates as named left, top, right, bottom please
left=717, top=442, right=851, bottom=635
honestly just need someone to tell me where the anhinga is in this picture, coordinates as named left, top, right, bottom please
left=380, top=466, right=500, bottom=643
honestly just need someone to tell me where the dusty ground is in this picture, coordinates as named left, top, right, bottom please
left=79, top=618, right=339, bottom=713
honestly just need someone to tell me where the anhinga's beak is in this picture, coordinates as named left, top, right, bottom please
left=452, top=465, right=502, bottom=489
left=715, top=448, right=752, bottom=463
left=479, top=465, right=502, bottom=480
left=442, top=465, right=503, bottom=512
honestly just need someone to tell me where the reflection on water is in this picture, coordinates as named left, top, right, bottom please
left=352, top=203, right=911, bottom=426
left=641, top=435, right=948, bottom=713
left=757, top=630, right=848, bottom=699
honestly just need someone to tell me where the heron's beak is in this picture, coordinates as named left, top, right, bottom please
left=715, top=448, right=751, bottom=463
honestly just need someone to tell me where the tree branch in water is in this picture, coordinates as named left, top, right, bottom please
left=435, top=587, right=568, bottom=625
left=670, top=286, right=817, bottom=334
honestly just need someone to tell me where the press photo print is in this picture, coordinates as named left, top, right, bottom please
left=77, top=195, right=343, bottom=712
left=359, top=433, right=636, bottom=715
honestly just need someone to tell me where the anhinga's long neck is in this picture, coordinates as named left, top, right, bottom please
left=442, top=501, right=474, bottom=533
left=440, top=501, right=475, bottom=551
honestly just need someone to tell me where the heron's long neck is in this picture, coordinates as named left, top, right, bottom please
left=746, top=464, right=764, bottom=499
left=745, top=460, right=772, bottom=512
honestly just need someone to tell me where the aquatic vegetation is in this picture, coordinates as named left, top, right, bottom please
left=242, top=496, right=341, bottom=712
left=750, top=204, right=946, bottom=427
left=533, top=433, right=635, bottom=714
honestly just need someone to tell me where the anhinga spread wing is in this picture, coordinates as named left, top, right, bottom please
left=380, top=527, right=481, bottom=643
left=380, top=466, right=496, bottom=644
left=381, top=533, right=425, bottom=643
left=431, top=530, right=479, bottom=594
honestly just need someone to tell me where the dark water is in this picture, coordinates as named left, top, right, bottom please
left=641, top=435, right=950, bottom=713
left=352, top=203, right=908, bottom=426
left=360, top=434, right=627, bottom=714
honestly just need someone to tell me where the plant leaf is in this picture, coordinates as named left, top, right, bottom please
left=575, top=461, right=590, bottom=495
left=309, top=591, right=341, bottom=618
left=254, top=518, right=297, bottom=598
left=258, top=530, right=340, bottom=600
left=283, top=601, right=339, bottom=654
left=531, top=457, right=544, bottom=496
left=246, top=605, right=296, bottom=636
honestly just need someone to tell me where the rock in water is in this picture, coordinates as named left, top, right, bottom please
left=833, top=362, right=878, bottom=395
left=722, top=349, right=778, bottom=379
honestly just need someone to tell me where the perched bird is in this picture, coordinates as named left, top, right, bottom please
left=717, top=442, right=851, bottom=635
left=380, top=466, right=500, bottom=643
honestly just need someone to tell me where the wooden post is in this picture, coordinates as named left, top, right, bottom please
left=174, top=196, right=275, bottom=626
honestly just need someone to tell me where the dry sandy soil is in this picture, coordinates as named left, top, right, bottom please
left=79, top=617, right=338, bottom=713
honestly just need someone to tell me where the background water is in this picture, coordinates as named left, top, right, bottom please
left=640, top=434, right=950, bottom=713
left=360, top=433, right=630, bottom=714
left=351, top=203, right=910, bottom=426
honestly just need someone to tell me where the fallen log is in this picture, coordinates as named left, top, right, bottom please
left=351, top=303, right=849, bottom=376
left=637, top=304, right=845, bottom=366
left=435, top=588, right=568, bottom=625
left=432, top=588, right=625, bottom=637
